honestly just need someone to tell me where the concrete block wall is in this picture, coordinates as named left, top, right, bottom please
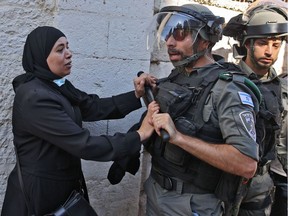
left=56, top=2, right=155, bottom=215
left=0, top=0, right=58, bottom=211
left=0, top=0, right=286, bottom=215
left=0, top=1, right=154, bottom=215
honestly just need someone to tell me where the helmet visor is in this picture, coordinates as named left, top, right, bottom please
left=146, top=11, right=205, bottom=62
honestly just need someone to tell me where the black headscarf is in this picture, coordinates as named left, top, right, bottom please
left=13, top=26, right=85, bottom=105
left=22, top=26, right=65, bottom=80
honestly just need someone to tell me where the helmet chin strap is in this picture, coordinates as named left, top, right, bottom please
left=172, top=49, right=206, bottom=67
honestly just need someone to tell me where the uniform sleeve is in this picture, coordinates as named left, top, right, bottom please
left=16, top=88, right=142, bottom=162
left=277, top=110, right=287, bottom=171
left=277, top=81, right=287, bottom=171
left=206, top=78, right=260, bottom=161
left=80, top=90, right=142, bottom=121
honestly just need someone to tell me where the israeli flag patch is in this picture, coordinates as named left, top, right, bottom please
left=238, top=92, right=254, bottom=107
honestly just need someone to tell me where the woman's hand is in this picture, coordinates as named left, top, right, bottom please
left=133, top=72, right=157, bottom=98
left=137, top=101, right=159, bottom=141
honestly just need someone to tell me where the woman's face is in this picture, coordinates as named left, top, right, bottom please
left=47, top=36, right=72, bottom=77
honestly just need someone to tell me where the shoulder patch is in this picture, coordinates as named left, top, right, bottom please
left=238, top=92, right=254, bottom=107
left=239, top=111, right=256, bottom=141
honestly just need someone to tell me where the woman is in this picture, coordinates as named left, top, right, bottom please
left=1, top=26, right=157, bottom=215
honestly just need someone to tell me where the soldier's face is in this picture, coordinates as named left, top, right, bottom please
left=165, top=31, right=194, bottom=63
left=246, top=37, right=282, bottom=75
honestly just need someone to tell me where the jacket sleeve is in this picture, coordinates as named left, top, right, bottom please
left=15, top=87, right=142, bottom=162
left=277, top=79, right=287, bottom=172
left=79, top=90, right=142, bottom=121
left=206, top=77, right=260, bottom=161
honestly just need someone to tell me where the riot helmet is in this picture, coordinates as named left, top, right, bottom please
left=147, top=4, right=225, bottom=67
left=223, top=0, right=288, bottom=45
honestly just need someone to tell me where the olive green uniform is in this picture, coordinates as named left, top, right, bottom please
left=237, top=60, right=282, bottom=216
left=270, top=73, right=287, bottom=216
left=144, top=58, right=259, bottom=216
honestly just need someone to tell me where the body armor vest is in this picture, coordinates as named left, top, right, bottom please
left=147, top=62, right=258, bottom=192
left=252, top=76, right=283, bottom=166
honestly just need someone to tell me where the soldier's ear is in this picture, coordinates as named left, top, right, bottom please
left=200, top=39, right=211, bottom=49
left=244, top=40, right=250, bottom=50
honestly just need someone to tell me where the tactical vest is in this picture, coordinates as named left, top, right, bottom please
left=277, top=73, right=287, bottom=170
left=146, top=62, right=260, bottom=193
left=252, top=74, right=283, bottom=166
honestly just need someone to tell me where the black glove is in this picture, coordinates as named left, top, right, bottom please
left=107, top=153, right=140, bottom=185
left=107, top=113, right=144, bottom=185
left=107, top=161, right=126, bottom=185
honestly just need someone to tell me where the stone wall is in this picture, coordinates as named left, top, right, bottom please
left=0, top=0, right=58, bottom=209
left=0, top=1, right=153, bottom=215
left=0, top=0, right=286, bottom=215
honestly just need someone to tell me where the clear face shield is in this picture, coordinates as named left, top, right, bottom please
left=146, top=11, right=205, bottom=63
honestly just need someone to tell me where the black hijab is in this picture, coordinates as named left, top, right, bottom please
left=13, top=26, right=84, bottom=105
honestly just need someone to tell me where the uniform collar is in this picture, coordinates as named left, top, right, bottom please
left=239, top=59, right=278, bottom=83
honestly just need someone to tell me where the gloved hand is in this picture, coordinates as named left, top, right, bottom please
left=107, top=161, right=126, bottom=185
left=107, top=153, right=140, bottom=185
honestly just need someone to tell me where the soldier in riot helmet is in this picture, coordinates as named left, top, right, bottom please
left=223, top=0, right=287, bottom=215
left=140, top=3, right=262, bottom=215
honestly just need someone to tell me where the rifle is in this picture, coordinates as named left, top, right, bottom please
left=225, top=177, right=250, bottom=216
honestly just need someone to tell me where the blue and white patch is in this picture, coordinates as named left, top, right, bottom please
left=53, top=78, right=66, bottom=87
left=239, top=111, right=256, bottom=141
left=238, top=92, right=254, bottom=107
